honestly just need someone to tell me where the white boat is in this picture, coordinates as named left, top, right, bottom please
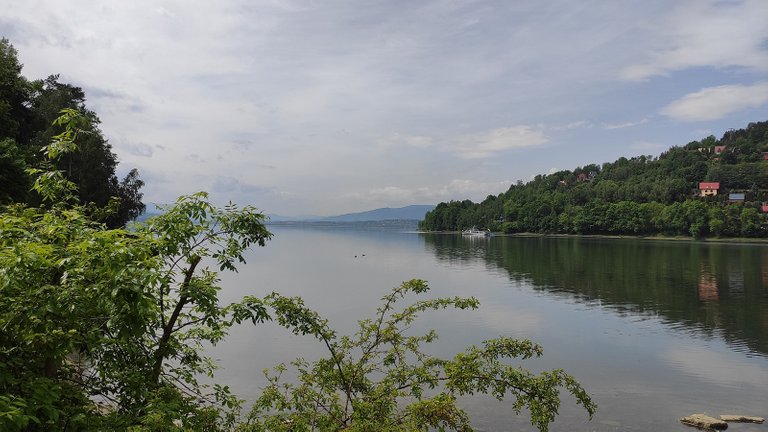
left=462, top=227, right=492, bottom=236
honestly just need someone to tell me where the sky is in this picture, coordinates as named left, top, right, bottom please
left=3, top=0, right=768, bottom=216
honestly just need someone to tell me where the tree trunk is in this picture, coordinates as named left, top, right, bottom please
left=150, top=255, right=200, bottom=386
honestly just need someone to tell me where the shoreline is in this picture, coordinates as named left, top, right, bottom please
left=418, top=231, right=768, bottom=245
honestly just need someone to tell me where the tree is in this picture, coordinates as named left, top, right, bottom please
left=0, top=111, right=272, bottom=430
left=682, top=200, right=708, bottom=238
left=105, top=168, right=146, bottom=228
left=0, top=39, right=146, bottom=227
left=707, top=206, right=726, bottom=237
left=26, top=76, right=146, bottom=226
left=244, top=280, right=596, bottom=432
left=740, top=207, right=762, bottom=237
left=0, top=38, right=31, bottom=144
left=0, top=138, right=30, bottom=203
left=0, top=39, right=33, bottom=201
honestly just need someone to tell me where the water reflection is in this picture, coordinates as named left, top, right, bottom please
left=661, top=345, right=768, bottom=389
left=422, top=234, right=768, bottom=357
left=698, top=267, right=719, bottom=301
left=208, top=226, right=768, bottom=431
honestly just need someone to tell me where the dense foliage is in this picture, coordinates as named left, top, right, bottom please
left=1, top=111, right=273, bottom=430
left=0, top=38, right=143, bottom=227
left=421, top=122, right=768, bottom=237
left=0, top=111, right=595, bottom=431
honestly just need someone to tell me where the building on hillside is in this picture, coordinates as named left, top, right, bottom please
left=762, top=204, right=768, bottom=213
left=728, top=193, right=745, bottom=202
left=714, top=145, right=726, bottom=154
left=699, top=182, right=720, bottom=197
left=763, top=152, right=768, bottom=160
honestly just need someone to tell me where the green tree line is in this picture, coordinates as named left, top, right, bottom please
left=421, top=122, right=768, bottom=238
left=0, top=38, right=143, bottom=228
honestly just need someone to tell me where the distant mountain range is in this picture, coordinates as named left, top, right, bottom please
left=268, top=205, right=435, bottom=222
left=135, top=204, right=435, bottom=224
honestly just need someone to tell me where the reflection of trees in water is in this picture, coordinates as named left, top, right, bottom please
left=422, top=234, right=768, bottom=357
left=422, top=233, right=494, bottom=267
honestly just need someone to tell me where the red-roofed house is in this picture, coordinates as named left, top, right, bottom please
left=714, top=145, right=726, bottom=154
left=761, top=204, right=768, bottom=213
left=699, top=182, right=720, bottom=197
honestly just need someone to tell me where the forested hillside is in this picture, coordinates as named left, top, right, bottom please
left=0, top=39, right=143, bottom=227
left=421, top=121, right=768, bottom=238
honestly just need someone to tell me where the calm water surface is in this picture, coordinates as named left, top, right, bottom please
left=210, top=224, right=768, bottom=432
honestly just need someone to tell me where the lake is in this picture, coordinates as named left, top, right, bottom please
left=210, top=223, right=768, bottom=431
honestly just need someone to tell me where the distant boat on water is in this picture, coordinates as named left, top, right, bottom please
left=462, top=227, right=492, bottom=237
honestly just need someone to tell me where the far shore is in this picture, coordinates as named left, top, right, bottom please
left=418, top=230, right=768, bottom=245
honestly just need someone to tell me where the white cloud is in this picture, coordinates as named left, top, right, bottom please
left=550, top=121, right=593, bottom=131
left=211, top=175, right=284, bottom=197
left=4, top=1, right=768, bottom=215
left=661, top=82, right=768, bottom=121
left=341, top=179, right=512, bottom=208
left=115, top=140, right=154, bottom=157
left=343, top=186, right=439, bottom=205
left=379, top=126, right=548, bottom=159
left=441, top=179, right=512, bottom=198
left=621, top=0, right=768, bottom=80
left=601, top=118, right=649, bottom=130
left=378, top=133, right=435, bottom=149
left=451, top=126, right=548, bottom=159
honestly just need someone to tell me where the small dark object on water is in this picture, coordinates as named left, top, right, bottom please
left=681, top=414, right=728, bottom=430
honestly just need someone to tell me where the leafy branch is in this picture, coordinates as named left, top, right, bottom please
left=244, top=280, right=596, bottom=432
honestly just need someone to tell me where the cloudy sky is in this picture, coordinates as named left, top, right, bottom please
left=3, top=0, right=768, bottom=216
